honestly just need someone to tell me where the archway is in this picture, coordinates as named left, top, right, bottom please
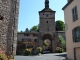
left=43, top=34, right=52, bottom=53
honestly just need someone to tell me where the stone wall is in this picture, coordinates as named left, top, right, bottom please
left=0, top=0, right=19, bottom=55
left=56, top=31, right=66, bottom=40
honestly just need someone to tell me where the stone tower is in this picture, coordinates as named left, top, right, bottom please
left=0, top=0, right=19, bottom=55
left=38, top=0, right=60, bottom=52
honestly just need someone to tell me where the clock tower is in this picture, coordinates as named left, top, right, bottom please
left=37, top=0, right=60, bottom=52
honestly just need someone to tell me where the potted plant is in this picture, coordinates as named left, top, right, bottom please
left=56, top=47, right=64, bottom=53
left=0, top=48, right=8, bottom=60
left=24, top=48, right=31, bottom=56
left=37, top=47, right=42, bottom=55
left=0, top=54, right=5, bottom=60
left=8, top=55, right=14, bottom=60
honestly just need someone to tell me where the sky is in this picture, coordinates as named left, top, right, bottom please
left=18, top=0, right=67, bottom=32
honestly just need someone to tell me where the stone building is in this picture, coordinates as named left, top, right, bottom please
left=17, top=0, right=66, bottom=53
left=0, top=0, right=19, bottom=55
left=17, top=31, right=65, bottom=52
left=62, top=0, right=80, bottom=60
left=37, top=0, right=63, bottom=52
left=17, top=31, right=38, bottom=51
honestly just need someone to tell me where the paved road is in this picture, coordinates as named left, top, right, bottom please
left=15, top=53, right=66, bottom=60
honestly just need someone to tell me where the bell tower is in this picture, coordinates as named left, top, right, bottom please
left=39, top=0, right=56, bottom=33
left=37, top=0, right=60, bottom=52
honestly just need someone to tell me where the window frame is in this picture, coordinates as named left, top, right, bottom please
left=72, top=6, right=78, bottom=22
left=72, top=26, right=80, bottom=42
left=24, top=33, right=29, bottom=36
left=46, top=14, right=49, bottom=17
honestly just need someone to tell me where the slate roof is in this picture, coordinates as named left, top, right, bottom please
left=39, top=8, right=56, bottom=13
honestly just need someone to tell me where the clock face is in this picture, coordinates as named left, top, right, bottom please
left=46, top=14, right=49, bottom=17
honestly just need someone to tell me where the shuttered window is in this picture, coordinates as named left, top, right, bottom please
left=72, top=6, right=78, bottom=22
left=72, top=26, right=80, bottom=42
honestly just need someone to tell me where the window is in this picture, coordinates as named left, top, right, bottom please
left=46, top=14, right=49, bottom=17
left=24, top=33, right=29, bottom=36
left=33, top=34, right=38, bottom=37
left=34, top=39, right=37, bottom=42
left=43, top=13, right=44, bottom=15
left=72, top=26, right=80, bottom=42
left=72, top=6, right=78, bottom=22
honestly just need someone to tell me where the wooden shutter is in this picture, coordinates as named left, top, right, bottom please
left=72, top=29, right=75, bottom=42
left=75, top=6, right=78, bottom=20
left=78, top=26, right=80, bottom=42
left=72, top=8, right=75, bottom=21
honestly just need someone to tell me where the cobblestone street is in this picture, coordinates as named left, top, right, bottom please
left=15, top=53, right=66, bottom=60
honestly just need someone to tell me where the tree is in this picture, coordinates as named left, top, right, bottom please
left=56, top=20, right=65, bottom=31
left=20, top=30, right=23, bottom=32
left=25, top=28, right=29, bottom=32
left=59, top=35, right=65, bottom=45
left=59, top=35, right=66, bottom=51
left=30, top=26, right=38, bottom=31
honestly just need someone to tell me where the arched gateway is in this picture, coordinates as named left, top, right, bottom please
left=43, top=34, right=52, bottom=52
left=37, top=0, right=61, bottom=53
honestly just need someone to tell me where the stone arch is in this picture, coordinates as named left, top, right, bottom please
left=43, top=34, right=52, bottom=40
left=43, top=34, right=52, bottom=52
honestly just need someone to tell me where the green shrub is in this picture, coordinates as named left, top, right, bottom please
left=8, top=55, right=13, bottom=59
left=56, top=47, right=64, bottom=53
left=43, top=43, right=48, bottom=47
left=31, top=47, right=39, bottom=55
left=37, top=47, right=42, bottom=53
left=0, top=54, right=5, bottom=60
left=24, top=48, right=31, bottom=56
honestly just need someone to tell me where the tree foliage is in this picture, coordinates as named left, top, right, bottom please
left=25, top=28, right=29, bottom=32
left=30, top=25, right=38, bottom=31
left=59, top=35, right=65, bottom=45
left=56, top=20, right=65, bottom=31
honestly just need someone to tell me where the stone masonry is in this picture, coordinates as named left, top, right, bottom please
left=0, top=0, right=19, bottom=55
left=37, top=0, right=61, bottom=52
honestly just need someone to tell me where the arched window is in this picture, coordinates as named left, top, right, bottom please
left=72, top=26, right=80, bottom=42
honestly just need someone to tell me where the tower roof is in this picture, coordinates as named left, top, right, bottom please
left=39, top=0, right=55, bottom=13
left=45, top=0, right=49, bottom=9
